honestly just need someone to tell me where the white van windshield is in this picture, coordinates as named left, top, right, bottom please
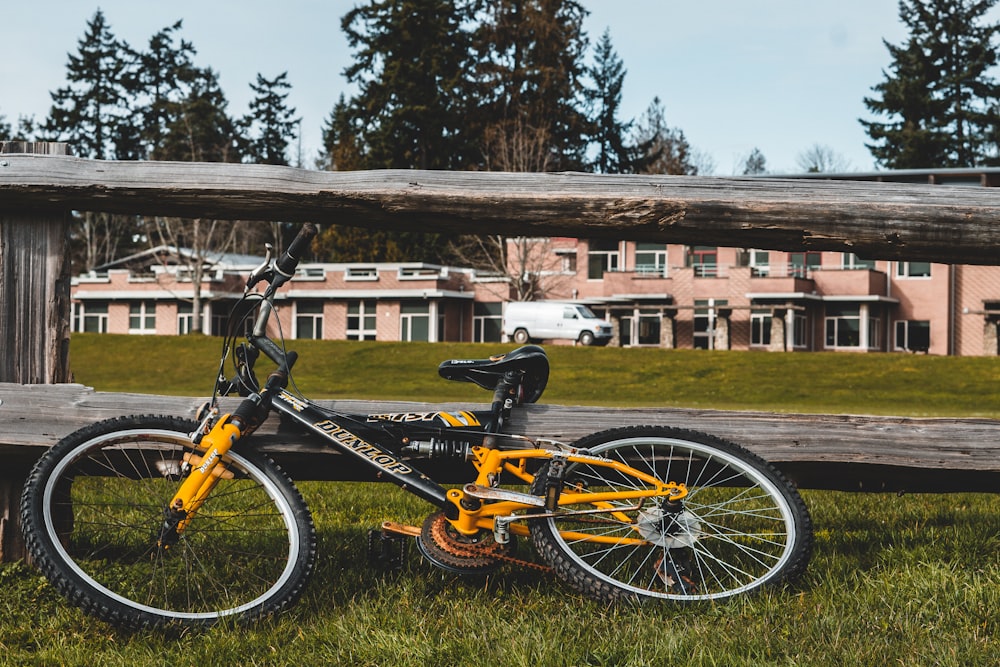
left=576, top=306, right=599, bottom=319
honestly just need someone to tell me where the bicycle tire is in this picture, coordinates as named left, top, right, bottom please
left=529, top=425, right=812, bottom=603
left=20, top=415, right=317, bottom=629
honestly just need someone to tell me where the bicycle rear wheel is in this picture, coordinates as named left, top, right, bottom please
left=20, top=415, right=316, bottom=629
left=529, top=426, right=812, bottom=603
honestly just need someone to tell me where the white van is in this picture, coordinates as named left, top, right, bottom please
left=503, top=301, right=613, bottom=346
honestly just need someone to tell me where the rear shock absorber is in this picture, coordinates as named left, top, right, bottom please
left=401, top=437, right=473, bottom=460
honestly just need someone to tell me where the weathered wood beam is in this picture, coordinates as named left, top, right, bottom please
left=3, top=383, right=1000, bottom=491
left=3, top=154, right=1000, bottom=264
left=0, top=148, right=71, bottom=384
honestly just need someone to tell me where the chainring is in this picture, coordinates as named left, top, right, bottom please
left=415, top=510, right=516, bottom=574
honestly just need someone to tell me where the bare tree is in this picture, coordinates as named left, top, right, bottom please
left=148, top=216, right=238, bottom=334
left=796, top=143, right=853, bottom=173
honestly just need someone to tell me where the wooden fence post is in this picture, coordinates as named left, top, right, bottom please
left=0, top=141, right=72, bottom=560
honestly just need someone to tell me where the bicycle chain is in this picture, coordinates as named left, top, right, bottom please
left=424, top=512, right=552, bottom=574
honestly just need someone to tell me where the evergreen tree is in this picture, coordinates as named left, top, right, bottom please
left=475, top=0, right=592, bottom=172
left=587, top=29, right=633, bottom=174
left=632, top=97, right=697, bottom=175
left=862, top=0, right=1000, bottom=168
left=42, top=10, right=132, bottom=159
left=742, top=147, right=768, bottom=175
left=128, top=20, right=198, bottom=159
left=340, top=0, right=477, bottom=170
left=242, top=72, right=300, bottom=166
left=317, top=94, right=365, bottom=171
left=158, top=68, right=243, bottom=163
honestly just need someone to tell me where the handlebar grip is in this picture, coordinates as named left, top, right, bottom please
left=275, top=223, right=318, bottom=279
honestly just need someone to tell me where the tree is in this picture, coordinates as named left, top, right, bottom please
left=150, top=67, right=245, bottom=334
left=127, top=20, right=198, bottom=159
left=862, top=0, right=1000, bottom=168
left=242, top=72, right=300, bottom=166
left=796, top=144, right=853, bottom=173
left=587, top=28, right=633, bottom=174
left=475, top=0, right=592, bottom=172
left=631, top=96, right=698, bottom=175
left=40, top=11, right=141, bottom=273
left=42, top=10, right=132, bottom=160
left=339, top=0, right=477, bottom=170
left=742, top=147, right=768, bottom=175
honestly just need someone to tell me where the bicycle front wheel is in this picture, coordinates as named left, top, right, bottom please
left=20, top=415, right=316, bottom=630
left=530, top=426, right=812, bottom=603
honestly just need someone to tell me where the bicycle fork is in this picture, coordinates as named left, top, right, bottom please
left=157, top=413, right=245, bottom=550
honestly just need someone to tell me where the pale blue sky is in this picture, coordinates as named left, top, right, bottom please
left=2, top=2, right=946, bottom=173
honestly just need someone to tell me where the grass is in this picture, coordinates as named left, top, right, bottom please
left=69, top=333, right=1000, bottom=416
left=3, top=334, right=999, bottom=664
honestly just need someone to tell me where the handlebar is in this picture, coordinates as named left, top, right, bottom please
left=275, top=222, right=318, bottom=281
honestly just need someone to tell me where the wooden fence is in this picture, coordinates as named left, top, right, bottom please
left=3, top=142, right=1000, bottom=559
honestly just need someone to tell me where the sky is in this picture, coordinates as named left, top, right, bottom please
left=0, top=1, right=936, bottom=174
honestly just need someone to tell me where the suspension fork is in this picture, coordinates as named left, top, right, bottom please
left=158, top=363, right=292, bottom=549
left=157, top=413, right=245, bottom=548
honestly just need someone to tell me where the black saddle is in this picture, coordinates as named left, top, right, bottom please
left=438, top=345, right=549, bottom=404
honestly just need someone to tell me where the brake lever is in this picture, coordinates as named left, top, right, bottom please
left=245, top=243, right=275, bottom=292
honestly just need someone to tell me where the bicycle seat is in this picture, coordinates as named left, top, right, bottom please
left=438, top=345, right=549, bottom=403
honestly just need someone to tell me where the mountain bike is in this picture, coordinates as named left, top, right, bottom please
left=19, top=223, right=813, bottom=630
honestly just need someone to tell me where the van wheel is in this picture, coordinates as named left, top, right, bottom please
left=578, top=331, right=595, bottom=346
left=513, top=329, right=530, bottom=344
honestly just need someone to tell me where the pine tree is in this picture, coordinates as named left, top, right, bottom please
left=242, top=72, right=300, bottom=166
left=862, top=0, right=1000, bottom=168
left=158, top=68, right=243, bottom=163
left=587, top=29, right=633, bottom=174
left=42, top=10, right=132, bottom=159
left=475, top=0, right=592, bottom=172
left=742, top=147, right=768, bottom=175
left=340, top=0, right=477, bottom=170
left=128, top=20, right=198, bottom=159
left=632, top=97, right=697, bottom=175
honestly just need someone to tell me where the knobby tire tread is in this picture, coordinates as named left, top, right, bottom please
left=20, top=414, right=317, bottom=630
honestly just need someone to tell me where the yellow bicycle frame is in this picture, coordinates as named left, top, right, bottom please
left=446, top=445, right=688, bottom=542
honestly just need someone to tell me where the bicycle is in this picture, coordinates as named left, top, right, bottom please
left=19, top=223, right=813, bottom=630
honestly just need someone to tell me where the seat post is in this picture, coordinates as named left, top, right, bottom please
left=486, top=370, right=522, bottom=434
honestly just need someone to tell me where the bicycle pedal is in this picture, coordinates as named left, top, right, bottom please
left=366, top=528, right=409, bottom=570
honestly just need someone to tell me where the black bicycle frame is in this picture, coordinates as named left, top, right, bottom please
left=268, top=388, right=491, bottom=512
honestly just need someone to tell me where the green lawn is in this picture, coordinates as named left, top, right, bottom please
left=69, top=333, right=1000, bottom=416
left=3, top=334, right=997, bottom=665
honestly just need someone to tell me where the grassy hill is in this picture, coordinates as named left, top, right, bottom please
left=69, top=333, right=1000, bottom=417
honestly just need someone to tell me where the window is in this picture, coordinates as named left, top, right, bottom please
left=789, top=251, right=821, bottom=277
left=129, top=301, right=156, bottom=334
left=791, top=312, right=808, bottom=348
left=688, top=246, right=718, bottom=277
left=400, top=302, right=431, bottom=342
left=749, top=250, right=770, bottom=276
left=620, top=310, right=661, bottom=346
left=895, top=320, right=930, bottom=352
left=474, top=302, right=503, bottom=343
left=587, top=240, right=620, bottom=279
left=295, top=301, right=324, bottom=339
left=345, top=267, right=377, bottom=281
left=825, top=304, right=880, bottom=349
left=75, top=302, right=108, bottom=333
left=347, top=300, right=377, bottom=340
left=896, top=261, right=931, bottom=278
left=842, top=253, right=875, bottom=270
left=693, top=299, right=727, bottom=349
left=750, top=310, right=772, bottom=346
left=178, top=302, right=193, bottom=335
left=825, top=305, right=860, bottom=347
left=634, top=243, right=668, bottom=276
